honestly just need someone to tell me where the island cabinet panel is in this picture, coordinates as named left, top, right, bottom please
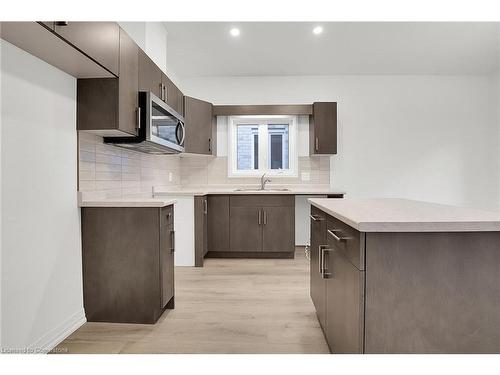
left=81, top=205, right=175, bottom=324
left=325, top=219, right=365, bottom=354
left=310, top=206, right=328, bottom=330
left=207, top=195, right=230, bottom=252
left=364, top=232, right=500, bottom=354
left=51, top=21, right=120, bottom=76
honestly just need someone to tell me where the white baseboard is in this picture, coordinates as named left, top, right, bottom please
left=29, top=309, right=86, bottom=353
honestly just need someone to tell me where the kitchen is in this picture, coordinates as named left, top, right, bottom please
left=2, top=5, right=500, bottom=369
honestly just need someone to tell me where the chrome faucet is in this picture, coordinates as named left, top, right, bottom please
left=260, top=173, right=272, bottom=190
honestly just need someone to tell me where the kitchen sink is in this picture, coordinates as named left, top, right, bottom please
left=234, top=188, right=291, bottom=192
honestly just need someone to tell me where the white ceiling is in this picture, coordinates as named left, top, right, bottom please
left=163, top=22, right=499, bottom=77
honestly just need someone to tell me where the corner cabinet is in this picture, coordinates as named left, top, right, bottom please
left=309, top=102, right=337, bottom=155
left=77, top=27, right=139, bottom=136
left=184, top=96, right=216, bottom=155
left=81, top=205, right=175, bottom=324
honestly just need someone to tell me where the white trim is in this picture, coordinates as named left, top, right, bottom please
left=228, top=115, right=298, bottom=178
left=28, top=309, right=86, bottom=353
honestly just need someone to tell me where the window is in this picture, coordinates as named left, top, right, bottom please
left=228, top=116, right=297, bottom=177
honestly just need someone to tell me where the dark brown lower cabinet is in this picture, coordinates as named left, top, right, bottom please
left=310, top=206, right=327, bottom=330
left=310, top=205, right=500, bottom=353
left=325, top=218, right=364, bottom=354
left=81, top=205, right=175, bottom=324
left=226, top=195, right=295, bottom=257
left=194, top=196, right=208, bottom=267
left=207, top=195, right=230, bottom=252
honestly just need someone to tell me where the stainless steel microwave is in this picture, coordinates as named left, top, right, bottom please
left=104, top=91, right=185, bottom=154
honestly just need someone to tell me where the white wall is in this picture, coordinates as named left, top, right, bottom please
left=1, top=40, right=85, bottom=351
left=181, top=75, right=499, bottom=211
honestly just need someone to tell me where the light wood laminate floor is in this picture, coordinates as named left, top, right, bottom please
left=54, top=249, right=330, bottom=354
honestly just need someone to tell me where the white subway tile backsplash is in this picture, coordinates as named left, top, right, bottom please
left=78, top=133, right=330, bottom=198
left=78, top=133, right=181, bottom=198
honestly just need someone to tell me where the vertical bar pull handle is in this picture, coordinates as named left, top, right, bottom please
left=258, top=210, right=262, bottom=225
left=136, top=107, right=141, bottom=130
left=170, top=230, right=175, bottom=253
left=203, top=199, right=208, bottom=215
left=315, top=137, right=319, bottom=151
left=263, top=210, right=267, bottom=225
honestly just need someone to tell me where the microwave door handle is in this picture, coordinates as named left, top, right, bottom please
left=175, top=121, right=186, bottom=146
left=175, top=122, right=181, bottom=144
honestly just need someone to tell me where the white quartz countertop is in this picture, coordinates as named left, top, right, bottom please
left=79, top=198, right=177, bottom=208
left=153, top=186, right=344, bottom=196
left=308, top=198, right=500, bottom=232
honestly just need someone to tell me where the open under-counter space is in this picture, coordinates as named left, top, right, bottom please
left=308, top=198, right=500, bottom=353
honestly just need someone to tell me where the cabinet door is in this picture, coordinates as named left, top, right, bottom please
left=53, top=22, right=119, bottom=75
left=138, top=49, right=162, bottom=98
left=162, top=73, right=184, bottom=115
left=229, top=207, right=262, bottom=252
left=325, top=247, right=364, bottom=353
left=207, top=195, right=230, bottom=252
left=310, top=102, right=337, bottom=155
left=310, top=206, right=327, bottom=330
left=262, top=206, right=294, bottom=252
left=160, top=223, right=175, bottom=307
left=118, top=28, right=139, bottom=136
left=184, top=96, right=214, bottom=155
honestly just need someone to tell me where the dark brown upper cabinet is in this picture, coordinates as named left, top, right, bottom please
left=77, top=28, right=139, bottom=136
left=50, top=22, right=120, bottom=76
left=1, top=22, right=114, bottom=78
left=162, top=73, right=184, bottom=116
left=184, top=96, right=216, bottom=155
left=138, top=48, right=163, bottom=99
left=309, top=102, right=337, bottom=155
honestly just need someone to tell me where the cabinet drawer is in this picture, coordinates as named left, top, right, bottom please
left=327, top=215, right=364, bottom=270
left=230, top=195, right=294, bottom=207
left=161, top=205, right=174, bottom=227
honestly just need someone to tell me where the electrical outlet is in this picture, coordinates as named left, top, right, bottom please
left=301, top=172, right=310, bottom=181
left=168, top=172, right=173, bottom=182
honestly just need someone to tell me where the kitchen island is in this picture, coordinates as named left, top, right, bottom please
left=308, top=198, right=500, bottom=354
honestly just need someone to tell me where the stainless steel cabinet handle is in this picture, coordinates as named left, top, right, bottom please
left=170, top=230, right=175, bottom=253
left=203, top=199, right=208, bottom=215
left=263, top=210, right=267, bottom=225
left=208, top=138, right=211, bottom=152
left=315, top=137, right=319, bottom=151
left=136, top=107, right=141, bottom=130
left=327, top=229, right=349, bottom=242
left=322, top=248, right=333, bottom=279
left=258, top=210, right=262, bottom=225
left=163, top=85, right=167, bottom=102
left=159, top=83, right=163, bottom=100
left=309, top=214, right=324, bottom=221
left=319, top=245, right=326, bottom=275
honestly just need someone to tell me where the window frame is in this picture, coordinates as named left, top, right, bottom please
left=228, top=115, right=298, bottom=178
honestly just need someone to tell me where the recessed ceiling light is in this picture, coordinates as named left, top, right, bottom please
left=230, top=28, right=240, bottom=37
left=313, top=26, right=323, bottom=35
